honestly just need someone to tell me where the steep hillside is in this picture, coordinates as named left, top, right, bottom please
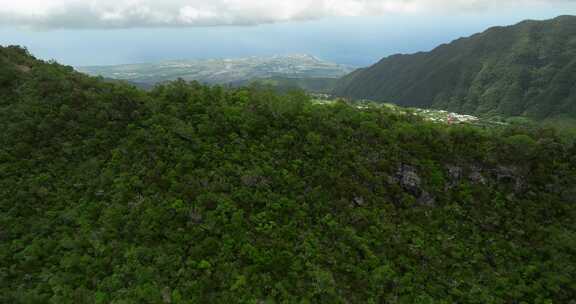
left=334, top=15, right=576, bottom=119
left=1, top=46, right=575, bottom=303
left=78, top=54, right=354, bottom=88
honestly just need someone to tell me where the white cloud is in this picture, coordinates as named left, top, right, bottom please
left=0, top=0, right=569, bottom=29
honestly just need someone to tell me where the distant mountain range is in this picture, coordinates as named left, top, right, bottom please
left=77, top=54, right=355, bottom=90
left=333, top=15, right=576, bottom=119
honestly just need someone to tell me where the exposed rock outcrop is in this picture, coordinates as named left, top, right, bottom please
left=445, top=164, right=525, bottom=192
left=492, top=166, right=525, bottom=192
left=394, top=164, right=435, bottom=206
left=447, top=165, right=463, bottom=183
left=468, top=166, right=487, bottom=185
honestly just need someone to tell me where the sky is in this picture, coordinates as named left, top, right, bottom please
left=0, top=0, right=575, bottom=67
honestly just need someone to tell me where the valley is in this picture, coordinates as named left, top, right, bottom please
left=77, top=54, right=355, bottom=90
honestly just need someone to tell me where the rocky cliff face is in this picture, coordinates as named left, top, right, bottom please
left=388, top=163, right=533, bottom=208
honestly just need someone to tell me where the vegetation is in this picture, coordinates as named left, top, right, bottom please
left=230, top=77, right=339, bottom=94
left=334, top=15, right=576, bottom=120
left=1, top=46, right=575, bottom=303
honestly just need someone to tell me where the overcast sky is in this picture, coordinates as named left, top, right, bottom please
left=0, top=0, right=575, bottom=66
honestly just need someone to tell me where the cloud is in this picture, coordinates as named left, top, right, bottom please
left=0, top=0, right=569, bottom=29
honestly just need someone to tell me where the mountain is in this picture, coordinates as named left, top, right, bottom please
left=334, top=15, right=576, bottom=119
left=78, top=54, right=355, bottom=89
left=2, top=45, right=576, bottom=302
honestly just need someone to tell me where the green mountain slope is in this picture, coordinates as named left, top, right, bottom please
left=334, top=15, right=576, bottom=119
left=1, top=46, right=575, bottom=303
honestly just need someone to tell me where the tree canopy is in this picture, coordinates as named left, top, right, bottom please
left=1, top=46, right=575, bottom=303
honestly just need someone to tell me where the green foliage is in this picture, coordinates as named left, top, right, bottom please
left=231, top=77, right=340, bottom=93
left=1, top=46, right=575, bottom=303
left=334, top=15, right=576, bottom=120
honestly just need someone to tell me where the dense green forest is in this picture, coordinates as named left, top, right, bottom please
left=229, top=77, right=339, bottom=94
left=1, top=45, right=575, bottom=303
left=334, top=15, right=576, bottom=121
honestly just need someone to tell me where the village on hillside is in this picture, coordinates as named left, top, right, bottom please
left=310, top=93, right=507, bottom=127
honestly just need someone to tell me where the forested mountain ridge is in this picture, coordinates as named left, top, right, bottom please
left=1, top=46, right=575, bottom=303
left=334, top=15, right=576, bottom=119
